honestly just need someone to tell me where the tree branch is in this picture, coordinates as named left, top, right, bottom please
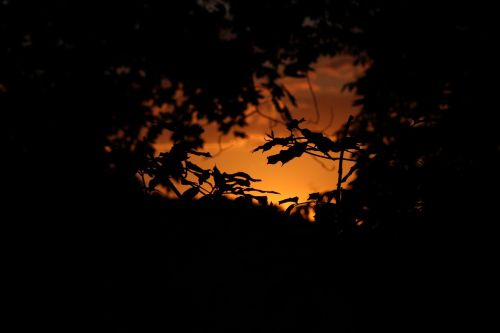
left=165, top=178, right=182, bottom=199
left=336, top=115, right=353, bottom=204
left=306, top=73, right=320, bottom=125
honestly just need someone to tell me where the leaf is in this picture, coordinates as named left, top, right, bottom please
left=337, top=137, right=360, bottom=150
left=323, top=190, right=336, bottom=203
left=253, top=137, right=293, bottom=153
left=286, top=118, right=305, bottom=131
left=283, top=63, right=311, bottom=78
left=213, top=165, right=221, bottom=176
left=252, top=141, right=275, bottom=153
left=308, top=192, right=320, bottom=200
left=212, top=166, right=225, bottom=189
left=180, top=178, right=196, bottom=186
left=285, top=204, right=296, bottom=215
left=300, top=128, right=339, bottom=153
left=148, top=177, right=160, bottom=190
left=247, top=195, right=268, bottom=205
left=231, top=177, right=251, bottom=187
left=186, top=161, right=204, bottom=173
left=198, top=170, right=210, bottom=184
left=182, top=187, right=199, bottom=200
left=279, top=196, right=299, bottom=205
left=234, top=131, right=247, bottom=139
left=226, top=172, right=261, bottom=182
left=271, top=85, right=285, bottom=99
left=271, top=97, right=292, bottom=120
left=267, top=154, right=281, bottom=165
left=243, top=188, right=280, bottom=195
left=254, top=64, right=277, bottom=79
left=314, top=203, right=337, bottom=222
left=164, top=178, right=182, bottom=198
left=231, top=187, right=247, bottom=195
left=188, top=150, right=212, bottom=158
left=169, top=144, right=189, bottom=161
left=282, top=85, right=297, bottom=106
left=235, top=195, right=251, bottom=204
left=267, top=143, right=307, bottom=165
left=159, top=157, right=184, bottom=179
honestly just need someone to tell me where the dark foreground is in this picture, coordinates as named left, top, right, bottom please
left=5, top=193, right=494, bottom=333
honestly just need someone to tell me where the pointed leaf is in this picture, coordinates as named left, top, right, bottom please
left=286, top=118, right=305, bottom=131
left=198, top=170, right=210, bottom=184
left=253, top=137, right=293, bottom=153
left=252, top=141, right=274, bottom=153
left=186, top=161, right=204, bottom=173
left=285, top=204, right=296, bottom=215
left=182, top=187, right=199, bottom=200
left=148, top=177, right=160, bottom=190
left=188, top=150, right=212, bottom=158
left=212, top=166, right=224, bottom=188
left=279, top=196, right=299, bottom=205
left=300, top=128, right=339, bottom=153
left=267, top=143, right=307, bottom=165
left=243, top=188, right=280, bottom=195
left=283, top=85, right=297, bottom=106
left=337, top=137, right=360, bottom=150
left=180, top=178, right=196, bottom=186
left=231, top=178, right=251, bottom=187
left=248, top=195, right=268, bottom=206
left=234, top=131, right=247, bottom=139
left=308, top=192, right=320, bottom=200
left=227, top=172, right=261, bottom=182
left=267, top=154, right=281, bottom=165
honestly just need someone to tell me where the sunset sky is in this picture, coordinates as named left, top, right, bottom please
left=155, top=55, right=366, bottom=204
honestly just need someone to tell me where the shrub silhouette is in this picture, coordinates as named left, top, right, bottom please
left=253, top=115, right=364, bottom=232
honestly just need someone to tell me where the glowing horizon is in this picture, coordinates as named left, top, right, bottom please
left=154, top=55, right=366, bottom=204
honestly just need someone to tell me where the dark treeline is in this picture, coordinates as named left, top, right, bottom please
left=2, top=1, right=498, bottom=331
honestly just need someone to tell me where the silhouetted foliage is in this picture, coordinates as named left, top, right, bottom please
left=254, top=115, right=363, bottom=233
left=3, top=1, right=498, bottom=332
left=138, top=141, right=278, bottom=204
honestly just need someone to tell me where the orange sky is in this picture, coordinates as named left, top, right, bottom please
left=155, top=55, right=366, bottom=204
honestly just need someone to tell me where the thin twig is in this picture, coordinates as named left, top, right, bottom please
left=139, top=170, right=149, bottom=194
left=311, top=155, right=336, bottom=171
left=255, top=106, right=286, bottom=125
left=306, top=73, right=320, bottom=125
left=211, top=134, right=234, bottom=158
left=165, top=178, right=182, bottom=199
left=305, top=149, right=356, bottom=162
left=305, top=151, right=332, bottom=160
left=336, top=115, right=353, bottom=205
left=197, top=185, right=211, bottom=195
left=246, top=106, right=285, bottom=131
left=319, top=106, right=335, bottom=133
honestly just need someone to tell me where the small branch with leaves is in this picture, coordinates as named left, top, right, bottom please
left=253, top=115, right=361, bottom=224
left=138, top=142, right=278, bottom=205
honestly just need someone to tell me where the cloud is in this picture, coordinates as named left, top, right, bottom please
left=282, top=78, right=321, bottom=93
left=315, top=55, right=367, bottom=81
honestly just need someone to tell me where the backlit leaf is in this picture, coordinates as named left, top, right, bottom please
left=279, top=196, right=299, bottom=205
left=182, top=187, right=199, bottom=200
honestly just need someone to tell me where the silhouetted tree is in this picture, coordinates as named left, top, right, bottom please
left=0, top=0, right=379, bottom=212
left=2, top=1, right=498, bottom=331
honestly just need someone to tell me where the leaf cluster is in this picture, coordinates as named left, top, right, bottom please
left=140, top=143, right=278, bottom=205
